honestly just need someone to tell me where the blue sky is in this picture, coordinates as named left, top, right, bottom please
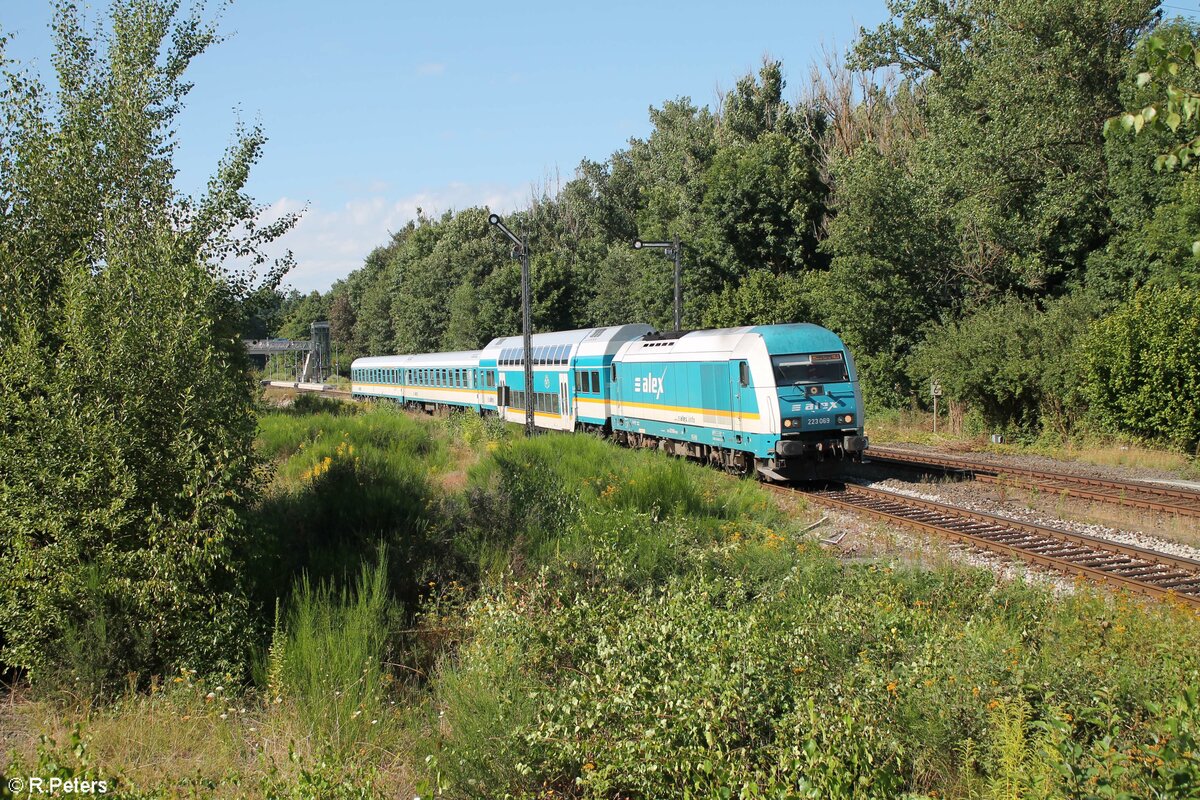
left=4, top=1, right=891, bottom=293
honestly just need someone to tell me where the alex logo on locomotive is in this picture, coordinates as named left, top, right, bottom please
left=633, top=369, right=667, bottom=400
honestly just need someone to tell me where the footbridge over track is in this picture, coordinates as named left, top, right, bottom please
left=243, top=321, right=332, bottom=383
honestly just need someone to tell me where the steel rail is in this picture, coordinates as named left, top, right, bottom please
left=865, top=447, right=1200, bottom=518
left=773, top=482, right=1200, bottom=608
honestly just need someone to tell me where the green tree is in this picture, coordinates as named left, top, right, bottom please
left=854, top=0, right=1159, bottom=298
left=817, top=146, right=957, bottom=406
left=0, top=0, right=294, bottom=688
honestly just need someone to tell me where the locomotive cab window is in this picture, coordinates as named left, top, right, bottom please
left=771, top=352, right=848, bottom=385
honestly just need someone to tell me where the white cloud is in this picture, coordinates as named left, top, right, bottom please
left=261, top=182, right=531, bottom=294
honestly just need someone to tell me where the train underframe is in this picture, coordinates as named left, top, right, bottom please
left=609, top=427, right=868, bottom=482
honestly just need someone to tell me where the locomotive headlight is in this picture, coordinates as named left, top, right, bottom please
left=839, top=414, right=855, bottom=425
left=783, top=418, right=794, bottom=428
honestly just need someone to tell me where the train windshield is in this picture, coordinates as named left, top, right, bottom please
left=771, top=352, right=848, bottom=385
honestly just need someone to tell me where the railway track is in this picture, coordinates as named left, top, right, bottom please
left=771, top=482, right=1200, bottom=608
left=866, top=447, right=1200, bottom=519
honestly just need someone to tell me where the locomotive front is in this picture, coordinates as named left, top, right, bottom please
left=752, top=324, right=868, bottom=479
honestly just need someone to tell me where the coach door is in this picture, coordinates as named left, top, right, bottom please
left=559, top=374, right=570, bottom=429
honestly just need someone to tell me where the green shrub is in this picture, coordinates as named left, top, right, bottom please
left=909, top=296, right=1096, bottom=436
left=1081, top=285, right=1200, bottom=451
left=422, top=535, right=1200, bottom=799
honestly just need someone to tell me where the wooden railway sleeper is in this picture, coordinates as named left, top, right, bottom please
left=1112, top=565, right=1178, bottom=578
left=1153, top=575, right=1200, bottom=589
left=1074, top=555, right=1137, bottom=568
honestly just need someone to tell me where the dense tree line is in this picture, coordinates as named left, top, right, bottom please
left=278, top=0, right=1200, bottom=449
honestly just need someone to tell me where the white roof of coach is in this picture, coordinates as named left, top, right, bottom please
left=479, top=324, right=654, bottom=360
left=352, top=350, right=481, bottom=369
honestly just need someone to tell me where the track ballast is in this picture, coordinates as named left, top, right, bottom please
left=865, top=447, right=1200, bottom=518
left=773, top=482, right=1200, bottom=609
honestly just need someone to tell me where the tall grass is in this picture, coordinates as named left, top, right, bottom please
left=270, top=557, right=394, bottom=756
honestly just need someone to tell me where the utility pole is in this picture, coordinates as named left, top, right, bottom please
left=488, top=212, right=535, bottom=437
left=633, top=237, right=683, bottom=331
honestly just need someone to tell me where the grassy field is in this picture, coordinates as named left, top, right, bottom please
left=868, top=407, right=1199, bottom=478
left=5, top=400, right=1200, bottom=799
